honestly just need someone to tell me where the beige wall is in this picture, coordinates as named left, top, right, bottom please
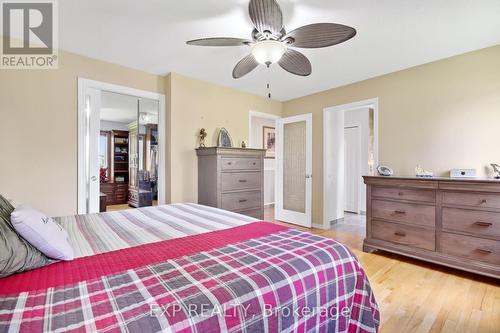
left=283, top=45, right=500, bottom=225
left=0, top=50, right=164, bottom=216
left=167, top=73, right=282, bottom=204
left=0, top=56, right=282, bottom=216
left=3, top=43, right=498, bottom=223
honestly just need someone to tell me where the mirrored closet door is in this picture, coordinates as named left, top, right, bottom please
left=78, top=79, right=164, bottom=214
left=128, top=98, right=159, bottom=208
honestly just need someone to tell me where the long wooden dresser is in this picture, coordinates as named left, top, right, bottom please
left=364, top=176, right=500, bottom=278
left=196, top=147, right=265, bottom=220
left=100, top=183, right=128, bottom=205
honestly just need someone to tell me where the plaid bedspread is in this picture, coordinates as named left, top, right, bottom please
left=0, top=223, right=379, bottom=333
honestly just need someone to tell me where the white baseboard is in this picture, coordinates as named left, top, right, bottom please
left=330, top=217, right=345, bottom=225
left=312, top=223, right=329, bottom=230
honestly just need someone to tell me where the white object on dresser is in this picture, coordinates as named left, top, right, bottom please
left=450, top=168, right=477, bottom=178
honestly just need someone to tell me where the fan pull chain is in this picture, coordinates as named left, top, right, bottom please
left=266, top=67, right=272, bottom=99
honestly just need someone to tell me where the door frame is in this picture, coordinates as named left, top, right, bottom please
left=248, top=110, right=280, bottom=147
left=275, top=113, right=313, bottom=227
left=248, top=111, right=280, bottom=207
left=85, top=87, right=102, bottom=213
left=343, top=125, right=361, bottom=214
left=77, top=78, right=166, bottom=214
left=323, top=98, right=379, bottom=229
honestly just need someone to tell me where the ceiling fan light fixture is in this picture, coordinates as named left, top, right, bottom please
left=186, top=0, right=357, bottom=79
left=251, top=40, right=287, bottom=66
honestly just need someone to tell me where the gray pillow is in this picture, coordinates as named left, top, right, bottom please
left=0, top=195, right=51, bottom=278
left=0, top=194, right=15, bottom=225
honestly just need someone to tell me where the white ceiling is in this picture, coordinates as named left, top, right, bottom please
left=100, top=91, right=159, bottom=124
left=59, top=0, right=500, bottom=101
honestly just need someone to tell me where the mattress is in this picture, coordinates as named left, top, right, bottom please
left=0, top=204, right=379, bottom=333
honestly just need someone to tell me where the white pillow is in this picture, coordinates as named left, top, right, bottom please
left=11, top=205, right=74, bottom=261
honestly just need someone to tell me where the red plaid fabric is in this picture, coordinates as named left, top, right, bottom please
left=0, top=227, right=379, bottom=333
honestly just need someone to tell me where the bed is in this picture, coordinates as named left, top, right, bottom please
left=0, top=204, right=379, bottom=332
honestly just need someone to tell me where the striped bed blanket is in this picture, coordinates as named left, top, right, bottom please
left=57, top=203, right=256, bottom=258
left=0, top=204, right=379, bottom=333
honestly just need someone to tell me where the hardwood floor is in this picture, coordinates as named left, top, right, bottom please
left=264, top=207, right=500, bottom=333
left=106, top=204, right=130, bottom=212
left=106, top=200, right=158, bottom=212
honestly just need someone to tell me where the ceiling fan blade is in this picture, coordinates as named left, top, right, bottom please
left=248, top=0, right=283, bottom=35
left=186, top=37, right=251, bottom=47
left=278, top=49, right=312, bottom=76
left=282, top=23, right=356, bottom=48
left=232, top=54, right=259, bottom=79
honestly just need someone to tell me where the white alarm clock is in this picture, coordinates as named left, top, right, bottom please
left=377, top=165, right=394, bottom=177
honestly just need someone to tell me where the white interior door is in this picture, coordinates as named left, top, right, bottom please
left=275, top=113, right=312, bottom=227
left=86, top=88, right=101, bottom=213
left=344, top=126, right=360, bottom=214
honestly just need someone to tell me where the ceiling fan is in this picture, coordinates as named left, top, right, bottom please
left=186, top=0, right=356, bottom=79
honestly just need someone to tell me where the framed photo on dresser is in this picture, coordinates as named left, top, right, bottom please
left=262, top=126, right=275, bottom=159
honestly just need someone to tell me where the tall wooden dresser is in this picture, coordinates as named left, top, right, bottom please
left=364, top=176, right=500, bottom=278
left=196, top=147, right=265, bottom=220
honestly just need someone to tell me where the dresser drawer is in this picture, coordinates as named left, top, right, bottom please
left=100, top=185, right=114, bottom=196
left=372, top=220, right=435, bottom=251
left=104, top=194, right=115, bottom=205
left=115, top=193, right=127, bottom=204
left=221, top=157, right=261, bottom=171
left=115, top=187, right=127, bottom=195
left=116, top=192, right=127, bottom=201
left=372, top=200, right=435, bottom=227
left=372, top=186, right=435, bottom=203
left=442, top=191, right=500, bottom=210
left=441, top=233, right=500, bottom=266
left=221, top=172, right=261, bottom=191
left=100, top=183, right=113, bottom=191
left=442, top=208, right=500, bottom=239
left=221, top=191, right=261, bottom=211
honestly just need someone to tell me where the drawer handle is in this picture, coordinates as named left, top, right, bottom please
left=239, top=199, right=247, bottom=203
left=476, top=248, right=492, bottom=254
left=398, top=192, right=404, bottom=196
left=238, top=179, right=247, bottom=183
left=394, top=231, right=406, bottom=237
left=474, top=221, right=493, bottom=227
left=394, top=210, right=406, bottom=215
left=253, top=162, right=256, bottom=165
left=227, top=162, right=232, bottom=165
left=480, top=199, right=487, bottom=204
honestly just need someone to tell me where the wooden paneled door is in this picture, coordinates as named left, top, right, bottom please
left=275, top=113, right=313, bottom=227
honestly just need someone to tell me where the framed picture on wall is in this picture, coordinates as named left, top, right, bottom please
left=263, top=126, right=275, bottom=159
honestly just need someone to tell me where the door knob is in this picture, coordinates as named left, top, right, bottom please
left=91, top=176, right=97, bottom=182
left=305, top=174, right=312, bottom=179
